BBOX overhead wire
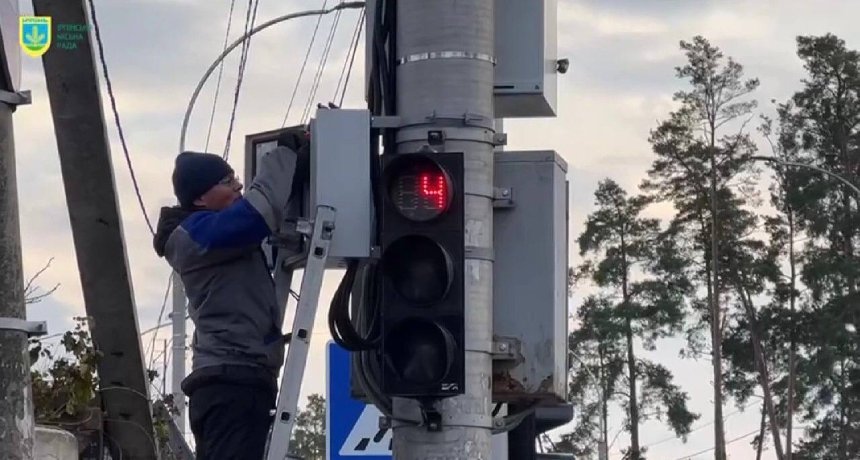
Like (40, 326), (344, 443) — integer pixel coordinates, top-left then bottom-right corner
(639, 400), (760, 451)
(281, 0), (330, 128)
(300, 0), (344, 123)
(334, 7), (365, 107)
(146, 274), (173, 372)
(86, 0), (154, 235)
(103, 418), (160, 455)
(204, 0), (238, 152)
(179, 2), (366, 154)
(222, 0), (261, 161)
(139, 315), (189, 337)
(672, 429), (760, 460)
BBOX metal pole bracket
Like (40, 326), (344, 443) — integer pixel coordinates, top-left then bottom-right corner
(371, 115), (403, 129)
(492, 337), (520, 361)
(493, 187), (514, 208)
(0, 317), (48, 337)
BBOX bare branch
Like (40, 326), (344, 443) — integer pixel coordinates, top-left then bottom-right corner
(24, 257), (60, 304)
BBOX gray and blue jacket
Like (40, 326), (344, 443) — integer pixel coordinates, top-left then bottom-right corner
(153, 146), (298, 393)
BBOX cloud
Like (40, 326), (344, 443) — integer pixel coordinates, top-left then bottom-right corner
(559, 2), (669, 38)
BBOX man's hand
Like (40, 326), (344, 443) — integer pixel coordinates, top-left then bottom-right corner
(277, 127), (311, 196)
(276, 127), (309, 152)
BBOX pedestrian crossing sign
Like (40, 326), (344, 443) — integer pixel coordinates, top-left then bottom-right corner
(327, 341), (392, 459)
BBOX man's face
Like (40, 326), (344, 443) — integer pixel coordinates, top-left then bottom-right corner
(193, 173), (243, 211)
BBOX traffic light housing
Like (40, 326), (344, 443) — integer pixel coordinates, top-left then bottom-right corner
(379, 152), (465, 398)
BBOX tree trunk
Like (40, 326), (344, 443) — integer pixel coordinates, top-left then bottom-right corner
(599, 347), (609, 460)
(620, 235), (640, 459)
(709, 147), (726, 460)
(757, 404), (767, 460)
(626, 319), (640, 459)
(786, 208), (797, 460)
(839, 359), (848, 460)
(733, 276), (785, 460)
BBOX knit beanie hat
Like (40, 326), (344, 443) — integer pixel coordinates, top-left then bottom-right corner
(171, 151), (233, 208)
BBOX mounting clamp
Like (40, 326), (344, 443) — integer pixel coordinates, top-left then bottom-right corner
(492, 337), (520, 361)
(0, 317), (48, 337)
(0, 90), (32, 106)
(493, 187), (514, 208)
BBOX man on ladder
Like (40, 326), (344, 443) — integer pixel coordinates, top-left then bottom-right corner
(153, 129), (310, 460)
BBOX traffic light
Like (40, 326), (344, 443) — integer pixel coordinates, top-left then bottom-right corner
(379, 152), (465, 398)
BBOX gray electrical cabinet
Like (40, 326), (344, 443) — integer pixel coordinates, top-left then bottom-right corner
(365, 0), (559, 118)
(309, 109), (374, 266)
(243, 109), (374, 268)
(494, 0), (559, 118)
(493, 150), (569, 403)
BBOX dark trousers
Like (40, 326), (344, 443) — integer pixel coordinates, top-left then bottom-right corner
(189, 382), (275, 460)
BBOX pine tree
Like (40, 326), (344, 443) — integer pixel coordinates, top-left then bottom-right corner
(641, 36), (760, 460)
(777, 34), (860, 460)
(290, 394), (327, 459)
(564, 179), (698, 459)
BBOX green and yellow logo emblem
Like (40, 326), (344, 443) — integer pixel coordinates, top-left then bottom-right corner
(20, 16), (52, 57)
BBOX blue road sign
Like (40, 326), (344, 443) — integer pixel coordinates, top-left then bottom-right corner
(327, 341), (392, 459)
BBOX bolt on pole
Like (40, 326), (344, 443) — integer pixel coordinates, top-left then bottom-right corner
(391, 1), (496, 458)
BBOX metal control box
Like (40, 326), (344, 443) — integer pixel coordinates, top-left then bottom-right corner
(365, 0), (559, 118)
(493, 150), (569, 402)
(244, 109), (373, 267)
(309, 109), (374, 265)
(494, 0), (559, 118)
(244, 127), (290, 269)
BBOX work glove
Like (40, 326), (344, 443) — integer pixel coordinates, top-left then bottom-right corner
(246, 144), (298, 231)
(277, 127), (311, 194)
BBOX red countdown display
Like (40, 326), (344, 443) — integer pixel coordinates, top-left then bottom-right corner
(388, 158), (453, 222)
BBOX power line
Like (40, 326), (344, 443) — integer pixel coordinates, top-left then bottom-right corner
(204, 0), (238, 152)
(332, 8), (359, 101)
(140, 315), (189, 337)
(222, 0), (261, 161)
(672, 429), (759, 460)
(86, 0), (154, 235)
(333, 7), (364, 105)
(179, 2), (366, 154)
(640, 401), (761, 451)
(281, 0), (329, 128)
(300, 0), (344, 124)
(306, 1), (343, 118)
(146, 274), (173, 371)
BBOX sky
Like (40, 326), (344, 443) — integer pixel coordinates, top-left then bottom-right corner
(6, 0), (860, 458)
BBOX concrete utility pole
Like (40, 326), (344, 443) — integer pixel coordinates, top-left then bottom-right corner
(34, 1), (158, 457)
(0, 84), (34, 460)
(392, 1), (496, 458)
(170, 272), (186, 433)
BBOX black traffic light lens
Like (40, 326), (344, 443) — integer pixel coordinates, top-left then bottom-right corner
(386, 319), (456, 385)
(387, 156), (453, 222)
(383, 235), (453, 305)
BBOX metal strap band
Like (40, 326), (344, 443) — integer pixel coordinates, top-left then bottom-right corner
(0, 89), (32, 106)
(465, 246), (494, 262)
(398, 51), (497, 66)
(0, 317), (48, 336)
